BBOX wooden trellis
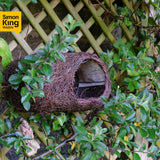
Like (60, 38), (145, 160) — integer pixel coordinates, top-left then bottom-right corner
(0, 0), (149, 159)
(7, 0), (135, 57)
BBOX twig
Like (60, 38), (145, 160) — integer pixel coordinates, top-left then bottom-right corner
(94, 0), (159, 32)
(55, 131), (78, 159)
(32, 149), (53, 160)
(32, 126), (78, 160)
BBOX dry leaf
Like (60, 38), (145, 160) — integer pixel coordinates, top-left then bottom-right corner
(18, 120), (40, 157)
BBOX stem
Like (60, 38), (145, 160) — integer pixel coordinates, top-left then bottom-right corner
(32, 127), (78, 160)
(94, 0), (159, 31)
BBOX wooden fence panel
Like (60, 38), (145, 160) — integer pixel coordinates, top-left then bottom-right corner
(0, 0), (137, 159)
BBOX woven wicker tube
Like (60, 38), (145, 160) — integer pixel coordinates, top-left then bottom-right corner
(5, 52), (111, 112)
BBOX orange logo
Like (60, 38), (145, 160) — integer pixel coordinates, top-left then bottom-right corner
(0, 11), (21, 34)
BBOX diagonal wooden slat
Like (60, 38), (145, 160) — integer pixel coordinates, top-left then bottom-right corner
(62, 0), (103, 54)
(11, 7), (33, 54)
(104, 0), (133, 41)
(11, 31), (33, 54)
(16, 1), (49, 43)
(82, 0), (117, 44)
(39, 0), (81, 52)
(39, 0), (66, 30)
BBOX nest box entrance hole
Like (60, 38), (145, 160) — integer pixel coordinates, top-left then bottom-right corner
(74, 59), (106, 98)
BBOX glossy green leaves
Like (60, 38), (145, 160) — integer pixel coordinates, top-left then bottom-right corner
(9, 14), (82, 111)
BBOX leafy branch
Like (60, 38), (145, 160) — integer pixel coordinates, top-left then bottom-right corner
(91, 0), (160, 32)
(8, 14), (83, 111)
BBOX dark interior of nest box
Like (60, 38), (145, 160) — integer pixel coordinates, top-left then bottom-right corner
(74, 59), (105, 98)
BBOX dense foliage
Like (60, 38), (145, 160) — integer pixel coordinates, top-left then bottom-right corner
(0, 0), (160, 160)
(8, 14), (82, 111)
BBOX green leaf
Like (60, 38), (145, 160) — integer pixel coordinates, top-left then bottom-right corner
(111, 112), (124, 124)
(0, 138), (10, 147)
(55, 25), (63, 37)
(29, 115), (41, 122)
(23, 136), (32, 140)
(57, 114), (67, 126)
(95, 141), (107, 150)
(22, 55), (39, 64)
(114, 150), (121, 158)
(15, 146), (21, 154)
(101, 96), (108, 103)
(18, 61), (27, 71)
(34, 76), (44, 89)
(68, 14), (73, 23)
(30, 81), (38, 89)
(31, 67), (36, 77)
(7, 137), (17, 145)
(96, 145), (104, 156)
(75, 135), (89, 143)
(52, 34), (59, 46)
(125, 150), (130, 156)
(140, 143), (146, 151)
(23, 145), (32, 152)
(125, 111), (136, 121)
(42, 119), (51, 135)
(128, 82), (135, 91)
(76, 116), (84, 126)
(23, 101), (31, 111)
(82, 150), (92, 160)
(22, 75), (32, 83)
(64, 37), (74, 43)
(139, 128), (148, 137)
(15, 131), (23, 138)
(32, 89), (44, 97)
(31, 0), (37, 3)
(124, 17), (132, 26)
(34, 76), (43, 83)
(148, 17), (156, 25)
(21, 92), (31, 103)
(142, 57), (154, 63)
(64, 128), (69, 137)
(122, 102), (132, 110)
(57, 52), (65, 61)
(118, 128), (126, 138)
(148, 129), (155, 139)
(90, 152), (98, 160)
(147, 153), (157, 159)
(14, 140), (20, 149)
(63, 22), (70, 30)
(72, 20), (83, 29)
(42, 64), (53, 76)
(0, 119), (4, 134)
(74, 126), (88, 136)
(90, 117), (97, 127)
(0, 38), (12, 71)
(37, 48), (47, 56)
(133, 153), (140, 160)
(20, 87), (28, 97)
(58, 42), (68, 52)
(140, 107), (147, 121)
(113, 54), (119, 63)
(4, 118), (11, 131)
(67, 46), (74, 52)
(9, 74), (22, 85)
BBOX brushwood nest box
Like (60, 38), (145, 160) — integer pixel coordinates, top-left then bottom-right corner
(5, 52), (111, 113)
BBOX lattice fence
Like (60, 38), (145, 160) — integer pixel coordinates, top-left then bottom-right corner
(0, 0), (139, 159)
(1, 0), (135, 58)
